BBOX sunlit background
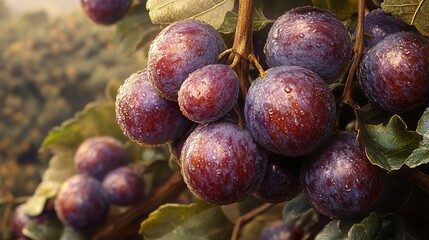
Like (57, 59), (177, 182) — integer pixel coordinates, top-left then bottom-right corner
(0, 0), (143, 198)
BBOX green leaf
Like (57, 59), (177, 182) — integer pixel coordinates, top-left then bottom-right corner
(218, 9), (274, 34)
(139, 202), (233, 240)
(282, 194), (312, 225)
(416, 107), (429, 135)
(22, 180), (63, 217)
(22, 219), (63, 240)
(312, 0), (358, 20)
(316, 213), (382, 240)
(357, 114), (422, 171)
(59, 227), (87, 240)
(382, 0), (429, 36)
(376, 215), (418, 240)
(146, 0), (235, 29)
(41, 102), (125, 151)
(113, 4), (160, 55)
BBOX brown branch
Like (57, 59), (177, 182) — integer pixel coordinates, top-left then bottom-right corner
(230, 203), (274, 240)
(399, 167), (429, 194)
(92, 172), (186, 240)
(341, 0), (365, 108)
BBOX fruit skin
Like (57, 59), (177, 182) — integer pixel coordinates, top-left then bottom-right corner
(244, 65), (336, 157)
(80, 0), (131, 25)
(264, 6), (352, 83)
(259, 220), (304, 240)
(74, 136), (128, 180)
(362, 9), (414, 49)
(115, 70), (192, 146)
(181, 122), (267, 205)
(101, 166), (144, 206)
(54, 174), (109, 229)
(358, 31), (429, 113)
(300, 133), (385, 219)
(254, 154), (301, 203)
(178, 64), (239, 123)
(11, 204), (32, 239)
(169, 124), (197, 164)
(147, 20), (226, 101)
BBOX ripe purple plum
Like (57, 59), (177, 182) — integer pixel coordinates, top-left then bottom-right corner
(181, 122), (267, 205)
(115, 70), (192, 146)
(264, 6), (352, 83)
(254, 154), (301, 203)
(259, 220), (304, 240)
(102, 166), (144, 206)
(362, 9), (414, 49)
(358, 31), (429, 113)
(74, 136), (127, 180)
(147, 20), (226, 101)
(178, 64), (239, 123)
(244, 65), (336, 157)
(54, 174), (109, 229)
(169, 124), (197, 164)
(300, 133), (385, 219)
(80, 0), (131, 25)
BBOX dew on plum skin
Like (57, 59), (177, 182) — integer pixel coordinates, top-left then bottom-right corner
(102, 166), (144, 206)
(80, 0), (131, 25)
(54, 174), (109, 229)
(358, 31), (429, 113)
(264, 6), (352, 83)
(181, 122), (267, 205)
(74, 136), (128, 180)
(147, 20), (226, 101)
(244, 65), (336, 157)
(178, 64), (239, 123)
(115, 70), (192, 146)
(300, 133), (385, 219)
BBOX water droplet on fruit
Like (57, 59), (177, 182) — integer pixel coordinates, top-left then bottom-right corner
(284, 87), (292, 93)
(299, 16), (305, 20)
(344, 184), (351, 192)
(268, 109), (274, 115)
(299, 33), (305, 38)
(216, 169), (221, 175)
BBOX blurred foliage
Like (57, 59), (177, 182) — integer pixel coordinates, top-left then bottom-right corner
(0, 9), (142, 197)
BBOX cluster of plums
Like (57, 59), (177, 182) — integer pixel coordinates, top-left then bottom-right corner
(54, 136), (145, 230)
(79, 0), (429, 226)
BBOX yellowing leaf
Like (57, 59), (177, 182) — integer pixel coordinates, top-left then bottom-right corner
(382, 0), (429, 36)
(312, 0), (358, 20)
(146, 0), (235, 29)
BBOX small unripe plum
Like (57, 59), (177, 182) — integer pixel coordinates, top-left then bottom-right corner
(102, 166), (144, 206)
(181, 122), (267, 205)
(74, 136), (128, 180)
(358, 31), (429, 113)
(244, 65), (336, 157)
(260, 220), (304, 240)
(301, 133), (385, 219)
(115, 70), (192, 146)
(147, 20), (226, 101)
(54, 174), (109, 229)
(80, 0), (131, 25)
(178, 64), (239, 123)
(264, 6), (352, 83)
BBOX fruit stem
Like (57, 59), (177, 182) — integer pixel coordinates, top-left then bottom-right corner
(341, 0), (365, 108)
(232, 0), (255, 103)
(230, 203), (274, 240)
(92, 172), (186, 240)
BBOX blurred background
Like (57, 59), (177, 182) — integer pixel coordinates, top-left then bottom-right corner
(0, 0), (143, 198)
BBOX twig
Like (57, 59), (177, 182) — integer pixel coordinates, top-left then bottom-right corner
(231, 203), (274, 240)
(92, 172), (186, 240)
(341, 0), (365, 108)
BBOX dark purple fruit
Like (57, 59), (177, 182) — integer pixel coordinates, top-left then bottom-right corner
(102, 166), (144, 206)
(11, 204), (32, 239)
(358, 31), (429, 113)
(54, 174), (109, 229)
(259, 220), (304, 240)
(115, 70), (192, 146)
(362, 9), (414, 48)
(181, 122), (267, 205)
(147, 20), (226, 101)
(301, 133), (385, 219)
(244, 65), (336, 157)
(169, 124), (197, 164)
(80, 0), (131, 25)
(264, 6), (352, 83)
(178, 64), (239, 123)
(74, 136), (128, 180)
(254, 154), (301, 203)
